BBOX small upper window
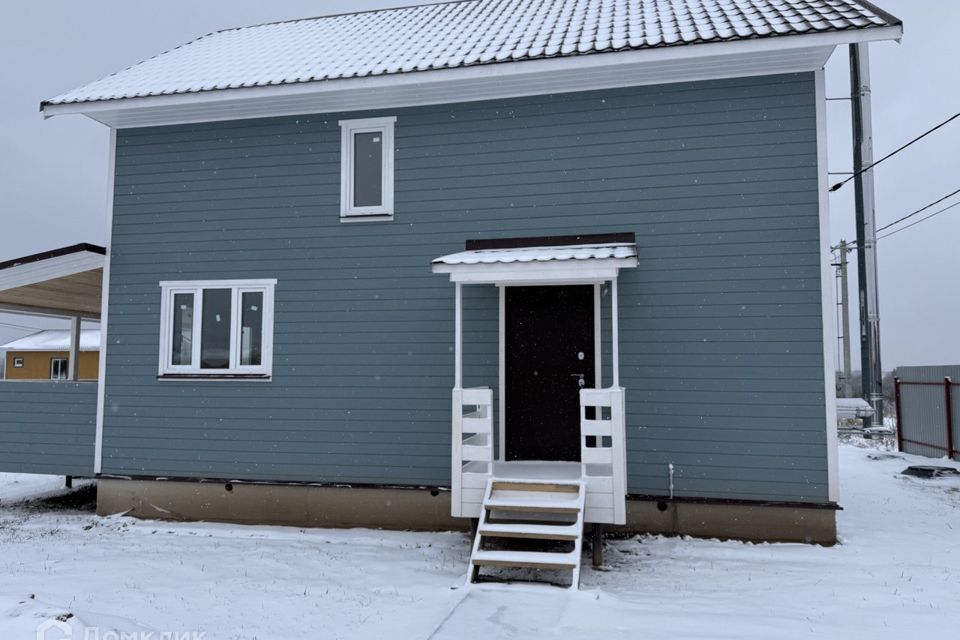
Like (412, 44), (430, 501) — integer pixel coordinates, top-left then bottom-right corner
(12, 357), (23, 368)
(50, 358), (68, 380)
(339, 116), (395, 219)
(158, 279), (276, 378)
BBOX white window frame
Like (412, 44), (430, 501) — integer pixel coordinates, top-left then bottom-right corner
(339, 116), (396, 219)
(50, 357), (68, 380)
(12, 357), (23, 368)
(158, 279), (277, 378)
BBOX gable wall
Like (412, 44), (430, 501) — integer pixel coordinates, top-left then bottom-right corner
(104, 72), (830, 503)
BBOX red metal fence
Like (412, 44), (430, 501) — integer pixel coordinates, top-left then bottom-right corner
(894, 376), (958, 461)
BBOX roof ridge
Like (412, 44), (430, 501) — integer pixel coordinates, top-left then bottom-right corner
(214, 0), (481, 35)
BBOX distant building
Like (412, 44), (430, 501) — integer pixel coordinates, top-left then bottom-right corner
(1, 329), (100, 380)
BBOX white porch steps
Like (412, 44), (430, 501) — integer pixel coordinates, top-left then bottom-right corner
(468, 478), (586, 588)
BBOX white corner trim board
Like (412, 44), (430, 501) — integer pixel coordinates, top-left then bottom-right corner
(94, 129), (117, 474)
(41, 26), (901, 128)
(815, 68), (840, 504)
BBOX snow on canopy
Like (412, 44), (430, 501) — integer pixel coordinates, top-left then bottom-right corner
(434, 243), (638, 265)
(43, 0), (897, 106)
(0, 329), (100, 352)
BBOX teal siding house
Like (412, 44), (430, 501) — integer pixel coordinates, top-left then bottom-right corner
(4, 0), (903, 582)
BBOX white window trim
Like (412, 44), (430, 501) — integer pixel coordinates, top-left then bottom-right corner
(339, 116), (396, 219)
(12, 357), (23, 368)
(50, 357), (68, 380)
(158, 279), (276, 378)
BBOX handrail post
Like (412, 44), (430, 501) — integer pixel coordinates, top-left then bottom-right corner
(611, 277), (620, 388)
(451, 388), (463, 517)
(945, 377), (955, 461)
(454, 282), (462, 390)
(894, 376), (903, 452)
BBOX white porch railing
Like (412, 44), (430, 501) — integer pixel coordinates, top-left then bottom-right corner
(579, 387), (627, 525)
(451, 387), (494, 518)
(450, 385), (626, 523)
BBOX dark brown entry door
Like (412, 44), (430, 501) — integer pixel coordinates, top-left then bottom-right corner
(505, 285), (595, 461)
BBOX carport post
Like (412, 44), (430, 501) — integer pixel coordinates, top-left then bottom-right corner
(67, 315), (81, 381)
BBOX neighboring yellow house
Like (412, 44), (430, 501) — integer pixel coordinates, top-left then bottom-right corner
(2, 329), (99, 380)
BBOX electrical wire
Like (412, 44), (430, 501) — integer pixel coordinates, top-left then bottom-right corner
(877, 200), (960, 241)
(829, 110), (960, 192)
(875, 187), (960, 233)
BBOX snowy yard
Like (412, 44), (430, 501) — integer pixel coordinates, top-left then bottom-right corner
(1, 444), (958, 640)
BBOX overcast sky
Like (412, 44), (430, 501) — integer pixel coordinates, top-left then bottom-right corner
(1, 1), (957, 370)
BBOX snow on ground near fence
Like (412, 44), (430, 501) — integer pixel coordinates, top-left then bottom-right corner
(1, 445), (958, 640)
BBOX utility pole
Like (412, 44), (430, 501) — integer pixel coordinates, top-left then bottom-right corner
(849, 43), (884, 426)
(836, 240), (852, 398)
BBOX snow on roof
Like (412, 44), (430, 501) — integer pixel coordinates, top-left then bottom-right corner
(43, 0), (898, 107)
(433, 242), (638, 265)
(0, 329), (100, 352)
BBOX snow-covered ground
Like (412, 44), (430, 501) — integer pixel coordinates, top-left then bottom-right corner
(1, 445), (958, 640)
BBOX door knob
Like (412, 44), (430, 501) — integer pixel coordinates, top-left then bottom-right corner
(571, 373), (585, 388)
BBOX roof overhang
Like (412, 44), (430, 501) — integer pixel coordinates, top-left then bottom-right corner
(42, 25), (902, 128)
(0, 244), (105, 318)
(433, 241), (638, 285)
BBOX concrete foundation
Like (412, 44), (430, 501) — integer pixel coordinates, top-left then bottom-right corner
(97, 480), (836, 544)
(620, 499), (837, 545)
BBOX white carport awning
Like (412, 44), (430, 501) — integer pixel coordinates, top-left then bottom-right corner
(0, 243), (105, 318)
(432, 241), (638, 284)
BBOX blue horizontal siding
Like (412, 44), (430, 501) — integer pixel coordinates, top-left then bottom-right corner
(103, 72), (829, 502)
(0, 382), (97, 476)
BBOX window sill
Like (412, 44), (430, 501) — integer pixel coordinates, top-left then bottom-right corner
(340, 213), (394, 223)
(157, 373), (272, 381)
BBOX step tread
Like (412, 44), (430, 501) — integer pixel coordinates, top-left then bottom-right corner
(483, 496), (582, 513)
(491, 480), (583, 493)
(478, 522), (581, 540)
(472, 549), (578, 570)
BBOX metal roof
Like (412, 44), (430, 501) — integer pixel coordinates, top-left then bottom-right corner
(43, 0), (899, 107)
(0, 329), (101, 352)
(433, 242), (638, 265)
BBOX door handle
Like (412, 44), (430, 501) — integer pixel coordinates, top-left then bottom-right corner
(571, 373), (585, 388)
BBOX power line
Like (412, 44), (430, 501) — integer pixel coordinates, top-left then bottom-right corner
(875, 187), (960, 233)
(877, 200), (960, 241)
(829, 110), (960, 192)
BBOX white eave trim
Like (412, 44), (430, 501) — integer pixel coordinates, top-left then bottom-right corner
(433, 256), (639, 285)
(0, 251), (105, 293)
(42, 25), (902, 128)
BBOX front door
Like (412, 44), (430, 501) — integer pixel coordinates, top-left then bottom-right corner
(505, 285), (595, 461)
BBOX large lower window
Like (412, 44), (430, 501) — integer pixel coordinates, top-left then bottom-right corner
(339, 116), (395, 219)
(158, 279), (276, 378)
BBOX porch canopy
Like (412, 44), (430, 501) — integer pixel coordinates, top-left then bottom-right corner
(0, 243), (105, 380)
(432, 234), (638, 286)
(432, 233), (638, 389)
